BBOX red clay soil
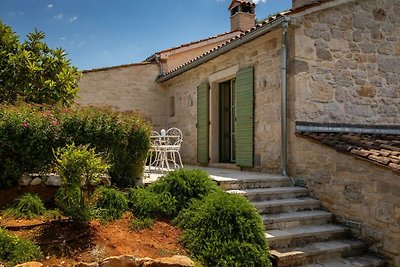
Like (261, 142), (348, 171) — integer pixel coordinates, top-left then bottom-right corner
(1, 213), (187, 267)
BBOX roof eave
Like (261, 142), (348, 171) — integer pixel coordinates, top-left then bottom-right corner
(156, 16), (289, 83)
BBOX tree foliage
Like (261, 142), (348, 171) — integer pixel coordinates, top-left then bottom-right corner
(0, 20), (81, 106)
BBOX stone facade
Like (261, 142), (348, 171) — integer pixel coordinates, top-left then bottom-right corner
(76, 0), (400, 263)
(77, 63), (167, 129)
(162, 29), (283, 172)
(287, 0), (400, 265)
(288, 129), (400, 266)
(290, 0), (400, 125)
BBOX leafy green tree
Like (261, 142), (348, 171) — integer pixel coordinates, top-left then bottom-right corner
(0, 20), (81, 106)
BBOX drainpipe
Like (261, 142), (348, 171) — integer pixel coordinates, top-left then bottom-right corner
(154, 54), (164, 76)
(281, 17), (290, 177)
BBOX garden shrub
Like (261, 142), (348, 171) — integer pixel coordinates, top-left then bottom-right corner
(174, 192), (271, 267)
(54, 143), (109, 222)
(148, 169), (221, 213)
(58, 107), (151, 186)
(130, 217), (154, 231)
(0, 105), (62, 188)
(128, 169), (219, 219)
(55, 185), (92, 222)
(7, 193), (45, 219)
(0, 104), (151, 188)
(93, 186), (128, 221)
(0, 228), (42, 266)
(128, 187), (177, 219)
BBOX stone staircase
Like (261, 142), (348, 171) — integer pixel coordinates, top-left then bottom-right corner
(215, 173), (385, 267)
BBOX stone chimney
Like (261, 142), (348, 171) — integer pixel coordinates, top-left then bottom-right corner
(292, 0), (319, 9)
(229, 0), (256, 32)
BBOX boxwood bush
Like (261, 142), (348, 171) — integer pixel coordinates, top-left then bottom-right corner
(0, 104), (151, 188)
(174, 192), (271, 267)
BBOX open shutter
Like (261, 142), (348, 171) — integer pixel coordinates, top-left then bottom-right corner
(235, 67), (254, 167)
(197, 83), (210, 164)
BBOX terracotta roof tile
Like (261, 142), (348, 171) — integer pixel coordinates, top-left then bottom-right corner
(144, 31), (242, 62)
(158, 10), (291, 78)
(297, 132), (400, 174)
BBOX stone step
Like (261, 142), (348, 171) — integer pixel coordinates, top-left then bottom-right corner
(214, 175), (291, 190)
(303, 255), (386, 267)
(263, 210), (334, 230)
(271, 239), (367, 267)
(227, 186), (309, 201)
(266, 224), (350, 249)
(254, 197), (321, 214)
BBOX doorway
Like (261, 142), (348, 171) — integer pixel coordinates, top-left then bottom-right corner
(219, 79), (236, 163)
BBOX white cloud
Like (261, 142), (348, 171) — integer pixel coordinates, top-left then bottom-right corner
(47, 4), (53, 9)
(60, 37), (66, 41)
(78, 41), (86, 46)
(253, 0), (267, 3)
(69, 16), (78, 22)
(54, 13), (63, 19)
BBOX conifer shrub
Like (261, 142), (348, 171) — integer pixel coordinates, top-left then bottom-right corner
(93, 186), (128, 221)
(174, 192), (271, 267)
(7, 193), (45, 219)
(128, 187), (177, 219)
(128, 169), (220, 219)
(0, 228), (42, 266)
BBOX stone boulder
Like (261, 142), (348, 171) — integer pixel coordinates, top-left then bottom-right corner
(14, 262), (43, 267)
(29, 178), (43, 186)
(19, 174), (33, 186)
(142, 256), (194, 267)
(99, 255), (140, 267)
(45, 173), (62, 187)
(75, 262), (100, 267)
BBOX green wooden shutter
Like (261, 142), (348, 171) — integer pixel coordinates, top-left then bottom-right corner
(235, 67), (254, 167)
(197, 83), (210, 164)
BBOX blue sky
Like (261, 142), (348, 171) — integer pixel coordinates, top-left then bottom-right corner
(0, 0), (292, 70)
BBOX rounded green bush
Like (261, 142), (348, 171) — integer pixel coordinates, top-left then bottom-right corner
(148, 169), (221, 213)
(0, 228), (42, 266)
(174, 192), (271, 267)
(9, 193), (46, 219)
(128, 187), (177, 219)
(94, 186), (128, 221)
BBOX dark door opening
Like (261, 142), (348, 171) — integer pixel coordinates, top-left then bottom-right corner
(219, 79), (236, 163)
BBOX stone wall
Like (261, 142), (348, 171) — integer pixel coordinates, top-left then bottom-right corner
(288, 124), (400, 266)
(291, 0), (400, 125)
(77, 63), (168, 129)
(288, 0), (400, 265)
(162, 29), (283, 171)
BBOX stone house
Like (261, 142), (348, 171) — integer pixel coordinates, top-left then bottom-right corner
(78, 0), (400, 265)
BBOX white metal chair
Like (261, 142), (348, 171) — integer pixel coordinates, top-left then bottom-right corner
(147, 130), (162, 171)
(165, 127), (183, 169)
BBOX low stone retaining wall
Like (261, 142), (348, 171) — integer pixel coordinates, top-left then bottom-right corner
(19, 173), (111, 187)
(15, 255), (194, 267)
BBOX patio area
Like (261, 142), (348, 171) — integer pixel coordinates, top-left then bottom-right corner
(141, 165), (287, 186)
